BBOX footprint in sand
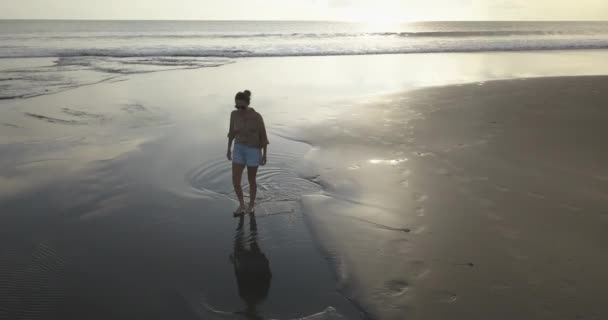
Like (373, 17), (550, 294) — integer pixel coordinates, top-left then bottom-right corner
(408, 260), (431, 280)
(454, 262), (475, 268)
(384, 280), (410, 297)
(491, 184), (510, 192)
(415, 207), (425, 217)
(413, 151), (434, 157)
(413, 225), (428, 234)
(557, 203), (583, 212)
(435, 291), (458, 303)
(388, 238), (413, 255)
(413, 193), (428, 202)
(526, 192), (546, 200)
(415, 268), (431, 280)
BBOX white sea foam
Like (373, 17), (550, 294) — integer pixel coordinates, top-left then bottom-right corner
(0, 56), (233, 100)
(2, 38), (608, 59)
(1, 21), (608, 59)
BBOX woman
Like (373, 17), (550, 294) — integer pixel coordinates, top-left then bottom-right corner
(227, 90), (269, 215)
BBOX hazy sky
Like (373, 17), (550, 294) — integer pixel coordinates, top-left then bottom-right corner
(1, 0), (607, 21)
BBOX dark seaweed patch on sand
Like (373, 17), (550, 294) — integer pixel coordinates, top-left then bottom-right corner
(0, 95), (23, 100)
(120, 102), (173, 128)
(1, 123), (22, 128)
(121, 103), (147, 113)
(24, 108), (108, 125)
(61, 108), (105, 119)
(24, 113), (84, 125)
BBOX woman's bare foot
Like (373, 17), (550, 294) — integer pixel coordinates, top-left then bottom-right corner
(233, 204), (246, 216)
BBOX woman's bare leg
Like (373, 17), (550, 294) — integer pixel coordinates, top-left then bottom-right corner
(247, 166), (258, 209)
(232, 163), (246, 207)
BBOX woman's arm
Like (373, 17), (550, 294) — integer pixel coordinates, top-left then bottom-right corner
(259, 114), (269, 165)
(227, 112), (235, 160)
(261, 144), (268, 165)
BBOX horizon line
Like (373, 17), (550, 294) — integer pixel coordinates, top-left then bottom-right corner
(1, 18), (607, 23)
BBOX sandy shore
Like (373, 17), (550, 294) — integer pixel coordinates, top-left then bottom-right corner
(299, 76), (608, 320)
(1, 53), (608, 319)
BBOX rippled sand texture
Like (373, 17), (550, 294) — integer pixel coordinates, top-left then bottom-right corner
(298, 76), (608, 320)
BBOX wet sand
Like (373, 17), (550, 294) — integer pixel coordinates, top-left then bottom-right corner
(299, 76), (608, 320)
(1, 53), (608, 319)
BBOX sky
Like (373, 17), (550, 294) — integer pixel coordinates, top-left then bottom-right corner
(1, 0), (607, 21)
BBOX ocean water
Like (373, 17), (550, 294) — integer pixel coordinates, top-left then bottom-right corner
(3, 20), (608, 58)
(1, 20), (608, 99)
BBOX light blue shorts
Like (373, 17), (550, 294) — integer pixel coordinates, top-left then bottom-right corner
(233, 143), (262, 167)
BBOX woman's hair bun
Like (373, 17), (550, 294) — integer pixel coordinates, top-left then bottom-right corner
(235, 90), (252, 104)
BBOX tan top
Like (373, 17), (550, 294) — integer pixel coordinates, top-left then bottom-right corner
(228, 108), (270, 148)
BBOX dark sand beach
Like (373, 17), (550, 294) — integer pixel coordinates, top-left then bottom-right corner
(1, 53), (608, 319)
(300, 76), (608, 320)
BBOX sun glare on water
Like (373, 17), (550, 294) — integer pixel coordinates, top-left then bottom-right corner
(369, 158), (408, 165)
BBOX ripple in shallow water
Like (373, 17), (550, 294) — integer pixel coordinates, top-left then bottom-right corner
(186, 152), (322, 204)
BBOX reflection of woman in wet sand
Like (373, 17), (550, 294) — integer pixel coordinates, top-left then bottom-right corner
(230, 213), (272, 319)
(227, 90), (270, 216)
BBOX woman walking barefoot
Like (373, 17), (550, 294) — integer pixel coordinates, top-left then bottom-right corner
(227, 90), (269, 215)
